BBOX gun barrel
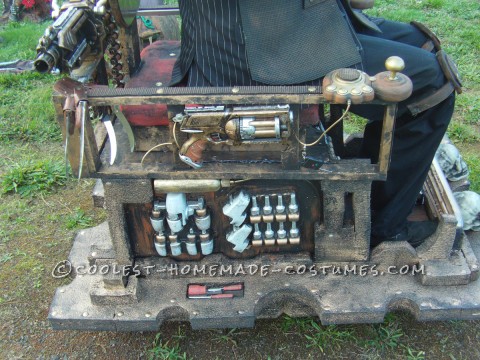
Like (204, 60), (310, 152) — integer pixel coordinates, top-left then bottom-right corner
(34, 45), (61, 73)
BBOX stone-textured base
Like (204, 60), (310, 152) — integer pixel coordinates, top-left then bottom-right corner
(49, 224), (480, 331)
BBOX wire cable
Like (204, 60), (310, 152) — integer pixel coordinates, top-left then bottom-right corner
(141, 142), (173, 165)
(172, 122), (180, 149)
(296, 100), (352, 147)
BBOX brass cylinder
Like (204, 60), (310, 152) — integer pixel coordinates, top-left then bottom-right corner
(248, 120), (276, 128)
(153, 179), (221, 195)
(253, 129), (277, 137)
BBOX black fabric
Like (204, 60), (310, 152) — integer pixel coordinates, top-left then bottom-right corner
(171, 1), (455, 239)
(352, 20), (454, 238)
(238, 0), (362, 84)
(171, 0), (253, 87)
(339, 0), (382, 33)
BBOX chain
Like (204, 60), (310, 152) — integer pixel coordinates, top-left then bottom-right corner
(103, 6), (125, 88)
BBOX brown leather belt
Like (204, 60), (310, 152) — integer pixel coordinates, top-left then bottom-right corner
(407, 49), (462, 115)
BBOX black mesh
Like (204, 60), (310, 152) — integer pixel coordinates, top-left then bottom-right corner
(238, 0), (362, 85)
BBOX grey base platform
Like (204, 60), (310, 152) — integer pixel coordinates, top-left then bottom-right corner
(49, 222), (480, 331)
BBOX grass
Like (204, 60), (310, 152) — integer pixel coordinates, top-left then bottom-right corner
(0, 21), (50, 61)
(64, 208), (94, 229)
(304, 322), (355, 353)
(0, 21), (59, 143)
(1, 158), (67, 197)
(148, 333), (188, 360)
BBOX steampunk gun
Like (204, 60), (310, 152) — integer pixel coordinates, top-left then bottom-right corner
(174, 105), (293, 169)
(34, 3), (106, 74)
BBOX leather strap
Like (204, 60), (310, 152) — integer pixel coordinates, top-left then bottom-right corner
(421, 40), (435, 52)
(407, 82), (454, 116)
(411, 21), (442, 51)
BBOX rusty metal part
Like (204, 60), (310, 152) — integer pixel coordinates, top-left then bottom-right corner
(109, 0), (140, 27)
(103, 6), (125, 87)
(35, 4), (106, 74)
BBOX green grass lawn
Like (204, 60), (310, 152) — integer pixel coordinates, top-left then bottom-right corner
(0, 1), (479, 359)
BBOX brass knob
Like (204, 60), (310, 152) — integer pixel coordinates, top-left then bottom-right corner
(385, 56), (405, 81)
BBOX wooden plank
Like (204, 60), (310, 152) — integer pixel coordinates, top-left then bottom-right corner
(377, 104), (397, 175)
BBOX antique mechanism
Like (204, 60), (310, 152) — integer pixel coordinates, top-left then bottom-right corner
(39, 0), (480, 331)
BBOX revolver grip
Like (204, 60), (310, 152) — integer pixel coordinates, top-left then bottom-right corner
(180, 136), (208, 169)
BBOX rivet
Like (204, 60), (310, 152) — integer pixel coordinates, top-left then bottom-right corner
(395, 291), (402, 295)
(156, 82), (163, 87)
(307, 86), (316, 92)
(238, 310), (245, 315)
(420, 302), (428, 308)
(51, 311), (57, 317)
(156, 89), (164, 94)
(285, 283), (290, 287)
(324, 306), (330, 311)
(145, 312), (151, 318)
(374, 304), (381, 309)
(117, 312), (124, 317)
(311, 289), (318, 293)
(59, 289), (65, 293)
(362, 85), (373, 93)
(170, 299), (176, 303)
(257, 292), (263, 296)
(192, 311), (199, 316)
(231, 87), (240, 93)
(91, 252), (97, 257)
(169, 53), (176, 57)
(82, 312), (89, 317)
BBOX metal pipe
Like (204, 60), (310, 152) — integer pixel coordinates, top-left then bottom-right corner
(154, 179), (221, 194)
(130, 8), (180, 16)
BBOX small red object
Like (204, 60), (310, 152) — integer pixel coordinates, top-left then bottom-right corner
(222, 284), (243, 291)
(210, 294), (234, 299)
(187, 285), (207, 296)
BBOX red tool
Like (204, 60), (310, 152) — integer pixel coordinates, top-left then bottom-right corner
(187, 283), (243, 298)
